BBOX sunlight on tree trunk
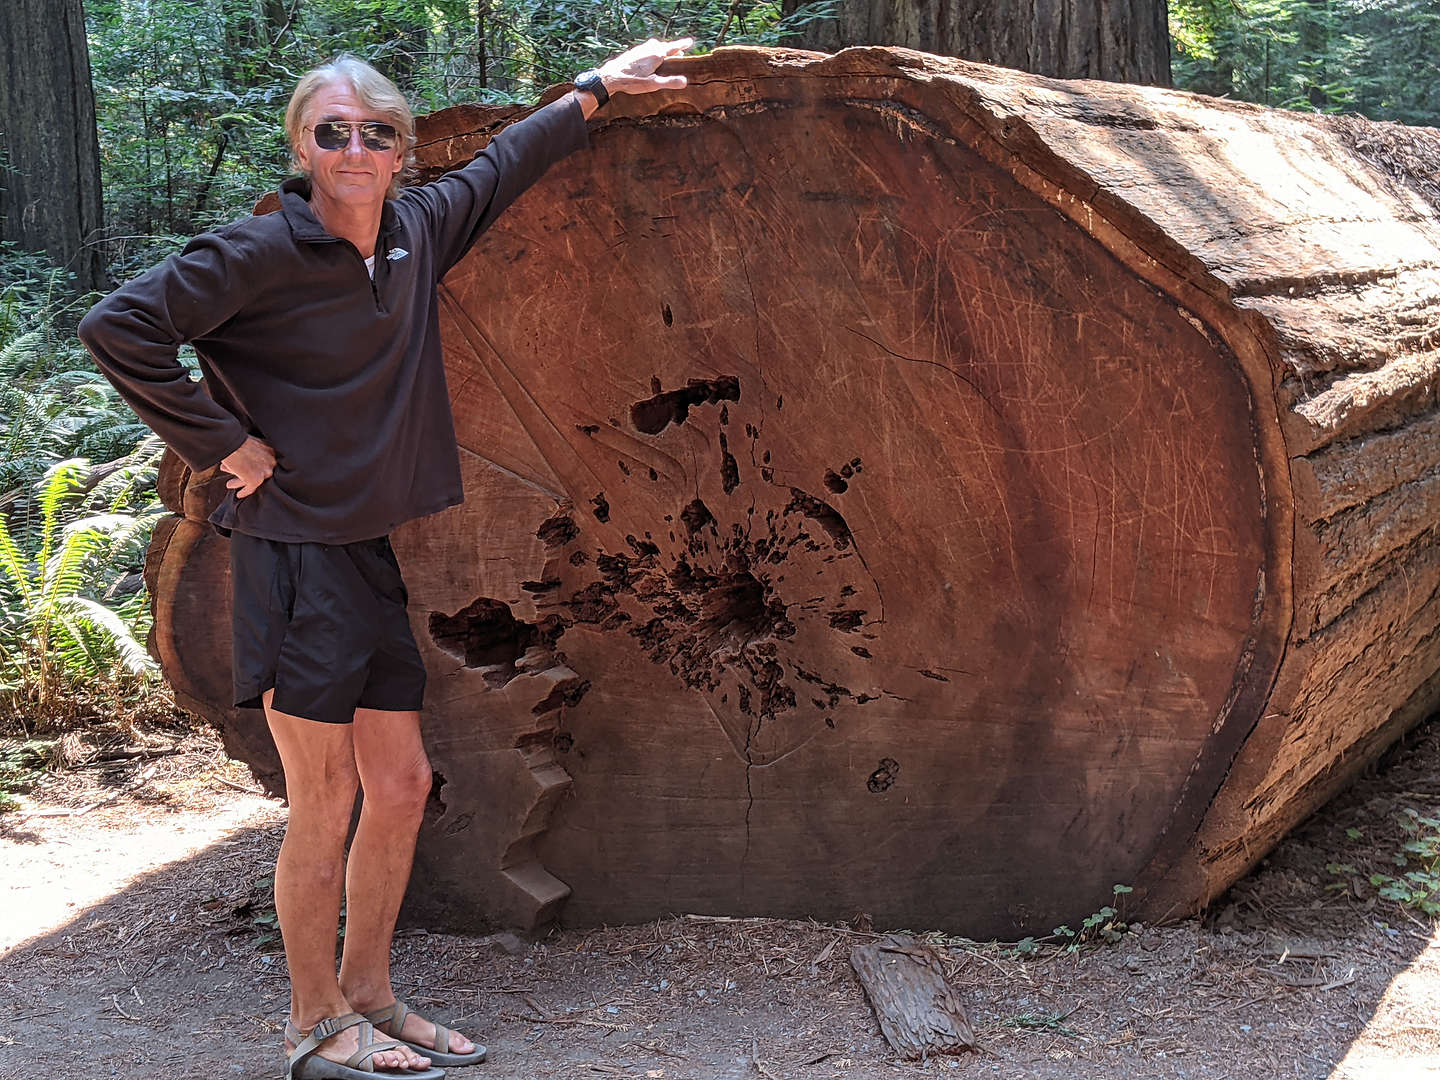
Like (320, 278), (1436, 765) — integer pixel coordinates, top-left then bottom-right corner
(782, 0), (1172, 85)
(0, 0), (107, 290)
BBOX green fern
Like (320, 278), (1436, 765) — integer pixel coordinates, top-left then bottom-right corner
(0, 458), (163, 730)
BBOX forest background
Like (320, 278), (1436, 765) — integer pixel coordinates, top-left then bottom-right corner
(0, 0), (1439, 751)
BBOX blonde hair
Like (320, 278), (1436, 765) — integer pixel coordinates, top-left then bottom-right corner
(285, 54), (416, 199)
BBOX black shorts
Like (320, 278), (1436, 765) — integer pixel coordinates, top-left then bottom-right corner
(230, 532), (427, 724)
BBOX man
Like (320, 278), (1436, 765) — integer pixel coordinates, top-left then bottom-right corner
(80, 38), (692, 1079)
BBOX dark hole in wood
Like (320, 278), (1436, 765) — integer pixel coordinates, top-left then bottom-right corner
(535, 513), (578, 547)
(867, 757), (900, 792)
(719, 433), (740, 494)
(786, 488), (853, 549)
(629, 375), (741, 435)
(424, 771), (446, 822)
(428, 598), (565, 688)
(681, 498), (715, 534)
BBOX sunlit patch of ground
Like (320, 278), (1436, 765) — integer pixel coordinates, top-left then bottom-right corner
(1, 791), (282, 953)
(1332, 923), (1440, 1079)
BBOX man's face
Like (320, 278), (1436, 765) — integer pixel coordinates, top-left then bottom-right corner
(295, 80), (405, 208)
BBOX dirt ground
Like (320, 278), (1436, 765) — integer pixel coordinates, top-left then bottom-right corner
(2, 721), (1439, 1080)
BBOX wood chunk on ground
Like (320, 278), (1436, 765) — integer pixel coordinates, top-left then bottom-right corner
(849, 935), (976, 1059)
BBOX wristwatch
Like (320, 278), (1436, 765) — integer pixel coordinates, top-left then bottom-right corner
(574, 69), (609, 108)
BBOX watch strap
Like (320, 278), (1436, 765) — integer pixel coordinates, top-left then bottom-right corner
(575, 69), (609, 108)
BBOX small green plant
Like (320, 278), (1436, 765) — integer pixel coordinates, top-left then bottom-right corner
(1010, 936), (1040, 956)
(1009, 885), (1134, 956)
(0, 739), (52, 812)
(1050, 884), (1133, 953)
(1368, 810), (1440, 916)
(247, 873), (347, 952)
(249, 874), (283, 950)
(1326, 809), (1440, 916)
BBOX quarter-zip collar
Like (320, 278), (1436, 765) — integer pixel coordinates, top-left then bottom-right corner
(278, 177), (402, 246)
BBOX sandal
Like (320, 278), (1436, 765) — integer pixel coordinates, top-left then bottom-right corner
(365, 1000), (488, 1067)
(285, 1012), (447, 1079)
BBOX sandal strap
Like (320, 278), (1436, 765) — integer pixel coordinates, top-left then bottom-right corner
(431, 1022), (452, 1054)
(366, 999), (411, 1037)
(287, 1012), (370, 1072)
(366, 999), (459, 1054)
(345, 1025), (406, 1070)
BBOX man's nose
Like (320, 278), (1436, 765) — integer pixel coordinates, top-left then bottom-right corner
(343, 126), (367, 153)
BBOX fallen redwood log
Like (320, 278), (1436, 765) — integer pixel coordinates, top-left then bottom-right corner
(146, 46), (1440, 938)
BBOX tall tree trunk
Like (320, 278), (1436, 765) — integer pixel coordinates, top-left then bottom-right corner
(0, 0), (107, 290)
(781, 0), (1172, 86)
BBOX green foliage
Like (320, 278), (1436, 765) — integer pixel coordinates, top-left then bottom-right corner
(84, 0), (834, 271)
(1326, 807), (1440, 917)
(1364, 810), (1438, 915)
(245, 872), (345, 949)
(1, 256), (153, 494)
(1010, 884), (1133, 956)
(69, 0), (1440, 277)
(0, 739), (52, 812)
(0, 457), (164, 733)
(1170, 0), (1440, 124)
(0, 250), (170, 734)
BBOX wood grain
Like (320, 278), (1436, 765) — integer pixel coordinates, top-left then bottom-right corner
(146, 47), (1440, 937)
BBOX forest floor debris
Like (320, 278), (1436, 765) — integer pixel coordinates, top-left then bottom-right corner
(2, 722), (1439, 1079)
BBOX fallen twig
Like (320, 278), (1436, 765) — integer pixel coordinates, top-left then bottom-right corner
(73, 746), (184, 768)
(623, 1040), (687, 1060)
(751, 1036), (783, 1079)
(1320, 968), (1357, 991)
(109, 994), (142, 1022)
(213, 775), (264, 795)
(499, 1012), (628, 1031)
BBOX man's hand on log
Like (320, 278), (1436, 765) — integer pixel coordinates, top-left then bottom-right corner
(575, 38), (692, 118)
(220, 436), (276, 498)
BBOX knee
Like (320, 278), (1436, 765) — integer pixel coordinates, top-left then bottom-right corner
(360, 752), (431, 818)
(285, 765), (360, 844)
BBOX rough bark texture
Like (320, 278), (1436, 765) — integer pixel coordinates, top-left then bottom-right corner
(780, 0), (1171, 85)
(146, 47), (1440, 938)
(0, 0), (107, 290)
(849, 937), (976, 1058)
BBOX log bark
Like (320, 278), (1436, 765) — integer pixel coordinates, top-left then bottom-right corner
(849, 936), (976, 1059)
(145, 47), (1440, 938)
(780, 0), (1171, 85)
(0, 0), (107, 290)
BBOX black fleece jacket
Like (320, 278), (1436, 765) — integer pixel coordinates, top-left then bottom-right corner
(79, 94), (589, 544)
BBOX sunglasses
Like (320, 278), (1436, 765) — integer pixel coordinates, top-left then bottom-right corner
(306, 121), (399, 152)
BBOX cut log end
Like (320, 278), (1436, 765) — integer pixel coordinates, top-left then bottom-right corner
(148, 46), (1440, 938)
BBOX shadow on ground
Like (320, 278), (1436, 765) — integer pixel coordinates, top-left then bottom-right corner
(2, 721), (1439, 1080)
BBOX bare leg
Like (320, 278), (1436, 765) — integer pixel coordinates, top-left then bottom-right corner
(265, 693), (427, 1072)
(338, 706), (478, 1057)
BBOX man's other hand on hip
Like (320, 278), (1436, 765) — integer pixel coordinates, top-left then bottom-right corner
(222, 436), (277, 498)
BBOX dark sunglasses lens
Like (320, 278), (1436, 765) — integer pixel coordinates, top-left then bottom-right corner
(312, 122), (398, 151)
(313, 122), (351, 150)
(359, 123), (398, 150)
